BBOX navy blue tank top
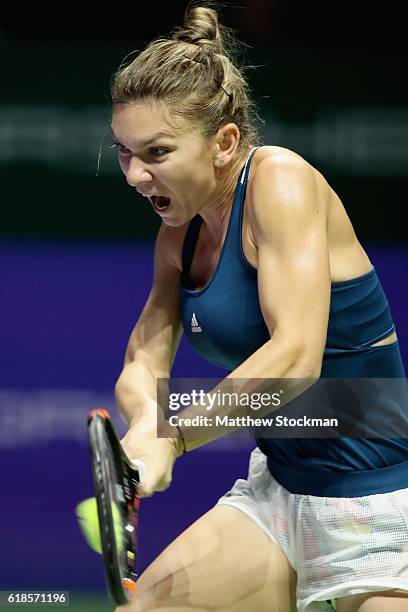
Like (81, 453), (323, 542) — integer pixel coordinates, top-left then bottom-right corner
(180, 147), (408, 496)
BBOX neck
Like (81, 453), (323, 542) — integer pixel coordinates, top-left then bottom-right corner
(200, 147), (252, 241)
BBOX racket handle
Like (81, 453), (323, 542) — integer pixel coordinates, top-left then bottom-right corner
(129, 458), (146, 488)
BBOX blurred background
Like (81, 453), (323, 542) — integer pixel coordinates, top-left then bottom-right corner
(1, 2), (407, 610)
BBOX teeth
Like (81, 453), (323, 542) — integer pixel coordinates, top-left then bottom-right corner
(153, 196), (170, 210)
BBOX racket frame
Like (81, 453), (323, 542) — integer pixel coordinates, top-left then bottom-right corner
(88, 408), (140, 605)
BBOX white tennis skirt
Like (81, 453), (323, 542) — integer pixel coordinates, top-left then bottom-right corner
(217, 447), (408, 612)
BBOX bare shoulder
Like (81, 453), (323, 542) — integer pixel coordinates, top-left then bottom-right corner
(248, 146), (330, 215)
(154, 221), (190, 273)
(252, 144), (306, 165)
(246, 146), (330, 241)
(250, 145), (329, 188)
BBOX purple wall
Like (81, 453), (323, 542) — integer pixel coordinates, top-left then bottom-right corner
(0, 240), (407, 591)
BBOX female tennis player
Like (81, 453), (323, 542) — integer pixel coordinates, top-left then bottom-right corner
(111, 2), (408, 610)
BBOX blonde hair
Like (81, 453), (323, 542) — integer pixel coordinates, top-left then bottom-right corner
(110, 1), (261, 156)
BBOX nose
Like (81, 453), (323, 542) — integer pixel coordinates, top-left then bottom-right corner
(124, 156), (153, 189)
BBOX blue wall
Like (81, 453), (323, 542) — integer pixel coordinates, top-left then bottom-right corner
(0, 241), (407, 590)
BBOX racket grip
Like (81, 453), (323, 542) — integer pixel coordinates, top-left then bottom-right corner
(129, 458), (146, 488)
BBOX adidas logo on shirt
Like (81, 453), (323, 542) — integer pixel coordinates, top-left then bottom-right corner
(191, 312), (202, 333)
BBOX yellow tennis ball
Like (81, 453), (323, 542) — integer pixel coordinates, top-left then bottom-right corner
(76, 497), (123, 554)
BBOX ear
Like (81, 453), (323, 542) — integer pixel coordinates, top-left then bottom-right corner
(213, 123), (240, 166)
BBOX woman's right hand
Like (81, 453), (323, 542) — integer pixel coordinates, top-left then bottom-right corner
(120, 418), (183, 498)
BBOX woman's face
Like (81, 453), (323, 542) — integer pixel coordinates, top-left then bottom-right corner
(111, 100), (219, 227)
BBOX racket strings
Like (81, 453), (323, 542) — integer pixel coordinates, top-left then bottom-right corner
(123, 464), (140, 579)
(105, 434), (128, 563)
(106, 433), (138, 581)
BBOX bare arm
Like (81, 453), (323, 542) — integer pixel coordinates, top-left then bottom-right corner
(242, 152), (330, 377)
(116, 221), (184, 426)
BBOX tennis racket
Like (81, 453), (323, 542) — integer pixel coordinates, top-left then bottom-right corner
(87, 408), (143, 605)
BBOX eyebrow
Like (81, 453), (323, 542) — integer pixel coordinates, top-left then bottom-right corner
(110, 129), (176, 147)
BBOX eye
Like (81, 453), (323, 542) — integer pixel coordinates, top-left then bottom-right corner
(110, 142), (131, 155)
(109, 142), (168, 159)
(149, 147), (168, 158)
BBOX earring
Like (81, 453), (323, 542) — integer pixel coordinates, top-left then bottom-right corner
(216, 158), (225, 167)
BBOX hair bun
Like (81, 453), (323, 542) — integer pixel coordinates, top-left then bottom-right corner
(173, 3), (224, 54)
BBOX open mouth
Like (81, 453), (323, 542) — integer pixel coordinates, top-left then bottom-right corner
(151, 196), (171, 213)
